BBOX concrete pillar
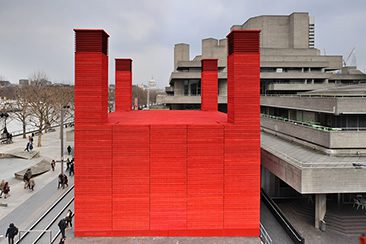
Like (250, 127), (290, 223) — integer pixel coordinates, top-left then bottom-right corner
(174, 43), (189, 71)
(261, 167), (278, 197)
(315, 194), (326, 229)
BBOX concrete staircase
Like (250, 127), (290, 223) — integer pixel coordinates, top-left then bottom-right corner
(324, 212), (366, 236)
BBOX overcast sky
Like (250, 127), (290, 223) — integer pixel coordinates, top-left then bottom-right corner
(0, 0), (365, 87)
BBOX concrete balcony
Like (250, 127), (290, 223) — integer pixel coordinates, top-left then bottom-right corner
(261, 95), (366, 114)
(267, 83), (334, 91)
(165, 86), (174, 93)
(261, 72), (330, 80)
(261, 115), (366, 149)
(156, 95), (227, 104)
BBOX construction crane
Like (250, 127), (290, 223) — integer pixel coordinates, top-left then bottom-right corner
(343, 47), (355, 66)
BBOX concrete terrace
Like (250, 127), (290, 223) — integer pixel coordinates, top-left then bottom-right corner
(261, 131), (366, 194)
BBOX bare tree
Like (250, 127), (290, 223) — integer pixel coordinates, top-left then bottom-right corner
(25, 72), (61, 147)
(9, 86), (31, 138)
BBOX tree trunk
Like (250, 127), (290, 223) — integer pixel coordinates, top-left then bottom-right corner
(22, 122), (26, 139)
(37, 129), (42, 147)
(37, 120), (43, 147)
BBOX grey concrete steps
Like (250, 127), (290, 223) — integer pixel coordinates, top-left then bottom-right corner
(324, 213), (366, 235)
(288, 201), (314, 218)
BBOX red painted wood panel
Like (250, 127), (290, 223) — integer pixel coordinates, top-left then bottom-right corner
(201, 59), (218, 111)
(115, 59), (132, 112)
(74, 29), (260, 237)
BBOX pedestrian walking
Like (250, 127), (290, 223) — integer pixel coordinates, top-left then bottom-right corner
(3, 182), (10, 199)
(0, 179), (5, 197)
(66, 158), (70, 172)
(51, 160), (56, 171)
(23, 169), (32, 189)
(58, 218), (67, 239)
(65, 209), (73, 227)
(67, 145), (72, 155)
(69, 163), (74, 176)
(24, 142), (30, 152)
(63, 175), (68, 188)
(58, 174), (64, 189)
(5, 223), (18, 244)
(29, 179), (35, 191)
(29, 142), (33, 152)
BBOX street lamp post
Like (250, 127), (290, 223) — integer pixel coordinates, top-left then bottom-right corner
(60, 105), (70, 175)
(147, 78), (156, 109)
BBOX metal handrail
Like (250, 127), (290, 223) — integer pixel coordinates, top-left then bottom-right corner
(261, 189), (305, 244)
(261, 114), (366, 132)
(260, 223), (272, 244)
(50, 212), (75, 244)
(18, 230), (52, 244)
(32, 197), (74, 244)
(15, 185), (74, 244)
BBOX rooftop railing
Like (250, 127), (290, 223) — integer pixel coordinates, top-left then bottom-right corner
(261, 114), (366, 132)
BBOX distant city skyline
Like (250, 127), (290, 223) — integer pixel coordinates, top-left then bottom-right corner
(0, 0), (365, 88)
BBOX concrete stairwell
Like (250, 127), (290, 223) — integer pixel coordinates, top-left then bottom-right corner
(324, 212), (366, 236)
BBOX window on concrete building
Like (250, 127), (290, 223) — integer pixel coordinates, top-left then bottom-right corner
(184, 80), (189, 95)
(184, 80), (201, 96)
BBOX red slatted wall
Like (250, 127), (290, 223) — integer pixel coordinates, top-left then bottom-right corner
(150, 125), (187, 230)
(115, 59), (132, 112)
(74, 29), (112, 236)
(187, 125), (224, 230)
(74, 29), (260, 237)
(201, 59), (218, 111)
(225, 30), (261, 235)
(112, 125), (150, 230)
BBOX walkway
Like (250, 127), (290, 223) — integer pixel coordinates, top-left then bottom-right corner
(0, 127), (74, 240)
(260, 200), (293, 244)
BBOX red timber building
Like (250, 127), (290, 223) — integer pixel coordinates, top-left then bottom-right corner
(74, 29), (261, 237)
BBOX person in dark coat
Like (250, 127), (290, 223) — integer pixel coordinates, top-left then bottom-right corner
(58, 174), (64, 189)
(65, 209), (73, 227)
(66, 158), (70, 172)
(63, 175), (68, 188)
(5, 223), (18, 244)
(67, 145), (72, 155)
(51, 160), (56, 171)
(69, 163), (74, 176)
(24, 142), (30, 152)
(58, 218), (67, 238)
(3, 182), (10, 199)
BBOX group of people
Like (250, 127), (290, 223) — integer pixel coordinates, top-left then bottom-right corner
(66, 158), (75, 176)
(4, 209), (73, 244)
(58, 173), (69, 189)
(23, 168), (35, 191)
(0, 179), (10, 199)
(24, 135), (34, 152)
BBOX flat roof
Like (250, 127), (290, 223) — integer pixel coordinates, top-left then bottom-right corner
(261, 131), (366, 168)
(108, 110), (228, 125)
(299, 84), (366, 97)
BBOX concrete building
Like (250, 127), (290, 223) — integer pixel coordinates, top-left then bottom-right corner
(19, 79), (29, 86)
(157, 12), (366, 109)
(158, 12), (366, 233)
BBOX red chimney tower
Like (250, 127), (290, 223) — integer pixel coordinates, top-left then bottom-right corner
(115, 58), (132, 112)
(201, 59), (218, 111)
